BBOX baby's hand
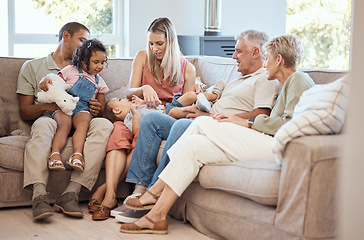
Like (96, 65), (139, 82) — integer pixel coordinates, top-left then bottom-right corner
(39, 77), (52, 91)
(130, 103), (137, 115)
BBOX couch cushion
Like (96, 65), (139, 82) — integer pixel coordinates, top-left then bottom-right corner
(198, 160), (281, 206)
(272, 77), (350, 164)
(0, 57), (30, 133)
(0, 98), (10, 137)
(0, 136), (29, 171)
(100, 58), (133, 101)
(188, 56), (240, 87)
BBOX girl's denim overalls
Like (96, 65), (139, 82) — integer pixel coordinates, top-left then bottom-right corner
(67, 67), (99, 116)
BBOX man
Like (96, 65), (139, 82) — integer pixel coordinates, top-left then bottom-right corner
(112, 29), (280, 222)
(16, 22), (113, 220)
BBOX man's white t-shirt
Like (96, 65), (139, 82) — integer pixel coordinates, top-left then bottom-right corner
(210, 68), (280, 115)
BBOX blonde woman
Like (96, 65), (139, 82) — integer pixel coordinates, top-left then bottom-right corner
(89, 17), (196, 220)
(120, 34), (315, 234)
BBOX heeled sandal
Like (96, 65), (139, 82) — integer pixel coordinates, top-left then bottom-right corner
(48, 152), (65, 171)
(66, 153), (84, 172)
(124, 189), (159, 211)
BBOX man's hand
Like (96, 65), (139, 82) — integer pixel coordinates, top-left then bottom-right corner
(182, 105), (210, 119)
(39, 76), (52, 91)
(89, 98), (102, 117)
(212, 112), (249, 127)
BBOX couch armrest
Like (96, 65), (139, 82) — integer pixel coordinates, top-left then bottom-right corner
(274, 135), (342, 238)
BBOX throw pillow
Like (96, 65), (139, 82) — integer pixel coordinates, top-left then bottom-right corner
(271, 77), (350, 165)
(0, 98), (10, 136)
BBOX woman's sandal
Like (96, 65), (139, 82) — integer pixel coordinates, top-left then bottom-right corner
(124, 189), (159, 211)
(120, 215), (168, 234)
(66, 153), (84, 172)
(48, 152), (65, 171)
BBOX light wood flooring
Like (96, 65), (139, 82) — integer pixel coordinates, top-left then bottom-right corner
(0, 202), (212, 240)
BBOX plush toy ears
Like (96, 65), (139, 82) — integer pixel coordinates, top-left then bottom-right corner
(73, 97), (79, 103)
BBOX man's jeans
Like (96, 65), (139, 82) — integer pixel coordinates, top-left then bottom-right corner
(126, 111), (192, 188)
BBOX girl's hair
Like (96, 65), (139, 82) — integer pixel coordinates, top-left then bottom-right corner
(263, 34), (304, 69)
(146, 17), (182, 86)
(72, 38), (108, 72)
(103, 101), (120, 123)
(235, 30), (270, 59)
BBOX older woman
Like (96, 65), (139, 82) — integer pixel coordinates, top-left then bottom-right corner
(120, 34), (315, 234)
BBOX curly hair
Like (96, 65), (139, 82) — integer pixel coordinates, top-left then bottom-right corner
(72, 38), (108, 72)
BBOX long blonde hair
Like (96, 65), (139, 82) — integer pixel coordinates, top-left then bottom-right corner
(146, 17), (182, 86)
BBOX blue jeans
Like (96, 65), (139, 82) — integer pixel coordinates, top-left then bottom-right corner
(126, 111), (192, 188)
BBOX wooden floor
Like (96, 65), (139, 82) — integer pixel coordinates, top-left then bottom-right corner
(0, 202), (212, 240)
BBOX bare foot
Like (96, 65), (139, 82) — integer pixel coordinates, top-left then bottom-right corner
(131, 95), (146, 106)
(101, 192), (117, 208)
(138, 190), (159, 206)
(91, 185), (106, 202)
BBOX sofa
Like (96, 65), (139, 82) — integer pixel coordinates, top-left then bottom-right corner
(0, 55), (346, 239)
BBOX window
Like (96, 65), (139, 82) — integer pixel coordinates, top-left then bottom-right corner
(286, 0), (352, 70)
(8, 0), (123, 58)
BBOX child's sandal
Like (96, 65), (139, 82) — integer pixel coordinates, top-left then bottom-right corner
(66, 153), (84, 172)
(48, 152), (66, 171)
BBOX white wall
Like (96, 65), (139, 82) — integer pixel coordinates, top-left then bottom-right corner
(127, 0), (286, 57)
(341, 0), (364, 239)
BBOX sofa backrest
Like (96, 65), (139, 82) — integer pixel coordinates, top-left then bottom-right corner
(0, 56), (348, 136)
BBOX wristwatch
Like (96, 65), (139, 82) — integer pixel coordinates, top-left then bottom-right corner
(247, 118), (255, 129)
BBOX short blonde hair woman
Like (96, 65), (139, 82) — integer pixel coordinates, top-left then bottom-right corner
(120, 34), (316, 234)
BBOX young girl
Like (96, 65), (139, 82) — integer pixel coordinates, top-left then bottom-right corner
(40, 39), (109, 172)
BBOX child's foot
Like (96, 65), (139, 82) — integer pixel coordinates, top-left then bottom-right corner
(211, 79), (226, 100)
(196, 93), (211, 112)
(132, 95), (145, 106)
(66, 153), (84, 172)
(48, 152), (66, 171)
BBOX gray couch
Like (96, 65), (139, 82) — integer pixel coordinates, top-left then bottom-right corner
(0, 56), (346, 239)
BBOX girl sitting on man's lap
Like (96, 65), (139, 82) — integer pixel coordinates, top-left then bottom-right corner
(39, 39), (109, 172)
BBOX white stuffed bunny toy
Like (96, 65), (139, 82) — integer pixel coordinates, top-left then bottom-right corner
(37, 73), (79, 116)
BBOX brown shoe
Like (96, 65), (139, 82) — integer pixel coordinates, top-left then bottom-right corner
(88, 199), (101, 213)
(120, 215), (168, 234)
(124, 189), (159, 211)
(92, 202), (118, 221)
(32, 194), (53, 220)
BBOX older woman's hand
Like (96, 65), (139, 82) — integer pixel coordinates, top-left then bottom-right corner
(142, 85), (162, 108)
(212, 112), (250, 128)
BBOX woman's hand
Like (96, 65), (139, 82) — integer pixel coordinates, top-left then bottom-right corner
(212, 112), (249, 127)
(142, 85), (162, 108)
(89, 98), (102, 117)
(39, 77), (52, 91)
